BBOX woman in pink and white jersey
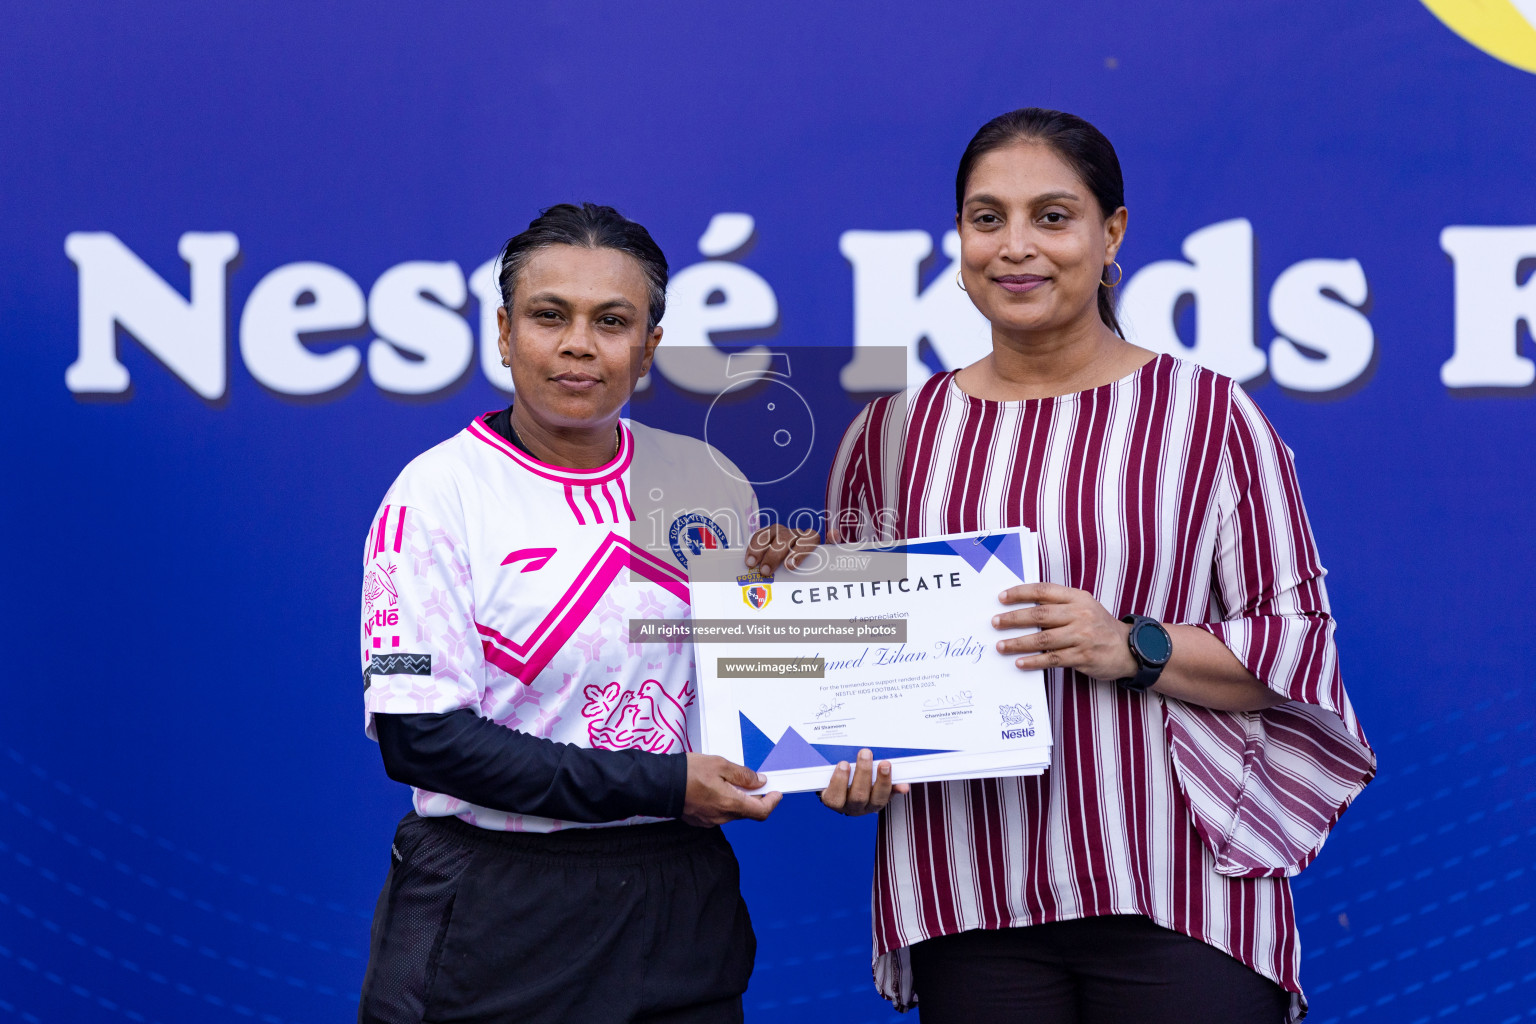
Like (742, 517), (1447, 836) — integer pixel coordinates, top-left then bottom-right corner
(821, 110), (1375, 1023)
(356, 203), (814, 1024)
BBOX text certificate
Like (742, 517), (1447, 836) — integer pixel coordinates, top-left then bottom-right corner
(688, 529), (1053, 793)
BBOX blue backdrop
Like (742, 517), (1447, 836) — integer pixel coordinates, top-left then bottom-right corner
(3, 3), (1534, 1022)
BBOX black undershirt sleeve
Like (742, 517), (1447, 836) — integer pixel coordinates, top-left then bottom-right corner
(374, 709), (689, 824)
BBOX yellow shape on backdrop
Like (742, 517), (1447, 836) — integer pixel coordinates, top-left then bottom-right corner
(1421, 0), (1536, 73)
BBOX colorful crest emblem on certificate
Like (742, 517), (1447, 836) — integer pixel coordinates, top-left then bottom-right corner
(736, 569), (773, 610)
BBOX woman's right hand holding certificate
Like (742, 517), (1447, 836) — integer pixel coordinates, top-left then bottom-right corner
(819, 749), (911, 817)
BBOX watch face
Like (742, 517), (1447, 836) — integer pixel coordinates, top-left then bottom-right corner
(1133, 622), (1173, 665)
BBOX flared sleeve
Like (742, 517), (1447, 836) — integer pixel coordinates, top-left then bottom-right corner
(1164, 381), (1376, 878)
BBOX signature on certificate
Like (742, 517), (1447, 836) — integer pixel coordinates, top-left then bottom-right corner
(923, 690), (974, 710)
(814, 700), (846, 719)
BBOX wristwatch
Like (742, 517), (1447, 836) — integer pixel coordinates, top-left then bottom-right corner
(1118, 615), (1172, 692)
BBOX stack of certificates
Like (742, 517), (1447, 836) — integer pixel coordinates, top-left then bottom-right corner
(688, 528), (1052, 793)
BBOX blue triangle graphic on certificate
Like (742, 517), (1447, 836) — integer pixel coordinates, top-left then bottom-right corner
(758, 727), (833, 772)
(740, 713), (777, 771)
(946, 538), (994, 573)
(888, 540), (953, 557)
(810, 742), (959, 764)
(885, 533), (1023, 579)
(991, 531), (1026, 581)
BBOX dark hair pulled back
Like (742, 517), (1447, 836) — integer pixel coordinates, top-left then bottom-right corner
(496, 202), (669, 331)
(955, 108), (1126, 338)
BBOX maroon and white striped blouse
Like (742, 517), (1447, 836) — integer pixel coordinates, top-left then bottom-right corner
(825, 354), (1375, 1020)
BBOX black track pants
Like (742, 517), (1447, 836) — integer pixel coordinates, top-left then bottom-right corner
(358, 813), (755, 1024)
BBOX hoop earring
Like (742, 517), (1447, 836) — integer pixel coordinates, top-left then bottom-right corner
(956, 271), (967, 292)
(1102, 260), (1124, 288)
(501, 358), (510, 367)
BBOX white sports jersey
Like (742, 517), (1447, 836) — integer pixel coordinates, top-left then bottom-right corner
(361, 412), (758, 832)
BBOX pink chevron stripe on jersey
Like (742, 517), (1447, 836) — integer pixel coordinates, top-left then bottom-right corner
(476, 532), (689, 684)
(392, 506), (406, 553)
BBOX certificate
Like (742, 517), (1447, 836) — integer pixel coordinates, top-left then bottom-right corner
(688, 529), (1053, 793)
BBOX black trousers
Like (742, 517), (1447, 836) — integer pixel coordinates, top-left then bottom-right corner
(358, 813), (755, 1024)
(909, 915), (1291, 1024)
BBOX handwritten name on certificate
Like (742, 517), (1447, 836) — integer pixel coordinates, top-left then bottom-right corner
(688, 529), (1053, 793)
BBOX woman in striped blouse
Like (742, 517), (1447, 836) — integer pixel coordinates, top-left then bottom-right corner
(820, 108), (1375, 1023)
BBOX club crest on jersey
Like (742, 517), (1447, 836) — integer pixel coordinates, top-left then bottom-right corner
(737, 569), (773, 610)
(668, 514), (729, 567)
